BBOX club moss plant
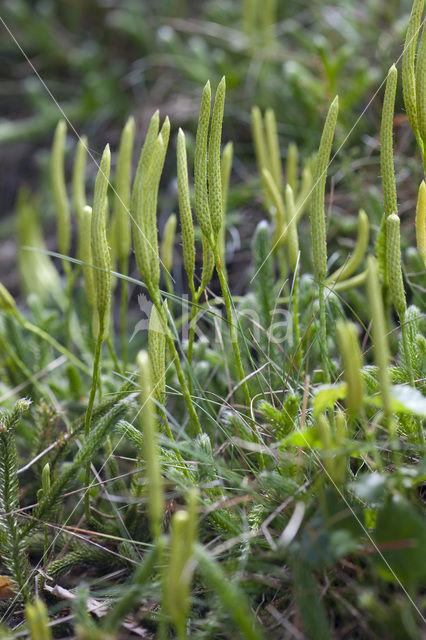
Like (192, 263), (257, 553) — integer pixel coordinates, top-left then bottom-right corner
(0, 2), (425, 638)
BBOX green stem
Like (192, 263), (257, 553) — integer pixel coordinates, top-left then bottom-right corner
(214, 248), (251, 408)
(107, 335), (123, 376)
(318, 281), (330, 383)
(400, 311), (415, 388)
(164, 271), (174, 296)
(64, 263), (76, 350)
(292, 268), (302, 369)
(151, 290), (201, 437)
(84, 319), (104, 520)
(187, 299), (199, 367)
(327, 269), (367, 292)
(120, 257), (129, 370)
(187, 294), (200, 396)
(166, 329), (201, 436)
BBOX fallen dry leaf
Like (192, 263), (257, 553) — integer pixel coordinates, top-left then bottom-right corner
(0, 576), (16, 600)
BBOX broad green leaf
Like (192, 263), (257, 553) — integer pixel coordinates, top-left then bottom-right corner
(374, 496), (426, 588)
(366, 385), (426, 418)
(283, 426), (323, 448)
(313, 383), (347, 416)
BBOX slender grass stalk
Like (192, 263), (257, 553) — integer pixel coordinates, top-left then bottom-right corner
(84, 322), (104, 520)
(163, 509), (196, 639)
(84, 145), (112, 519)
(40, 462), (50, 562)
(155, 293), (201, 436)
(336, 321), (364, 417)
(101, 540), (165, 634)
(213, 245), (251, 407)
(194, 544), (265, 640)
(118, 257), (129, 368)
(366, 256), (394, 439)
(285, 184), (301, 366)
(148, 304), (167, 409)
(185, 232), (214, 393)
(310, 96), (339, 382)
(291, 266), (302, 369)
(252, 220), (274, 344)
(148, 304), (181, 447)
(137, 350), (164, 541)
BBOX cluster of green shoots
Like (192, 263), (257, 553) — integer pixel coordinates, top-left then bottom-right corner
(0, 1), (424, 637)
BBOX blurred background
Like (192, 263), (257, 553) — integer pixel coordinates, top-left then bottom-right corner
(0, 0), (419, 296)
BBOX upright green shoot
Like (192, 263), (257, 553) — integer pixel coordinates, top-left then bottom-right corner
(366, 256), (394, 438)
(309, 96), (339, 382)
(386, 214), (414, 385)
(113, 116), (135, 369)
(138, 350), (164, 541)
(378, 65), (398, 283)
(84, 145), (112, 519)
(402, 0), (424, 152)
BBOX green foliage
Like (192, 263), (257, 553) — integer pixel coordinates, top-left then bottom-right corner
(0, 2), (424, 638)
